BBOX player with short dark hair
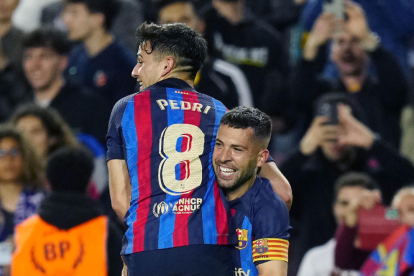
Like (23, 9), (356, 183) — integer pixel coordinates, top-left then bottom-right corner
(213, 107), (290, 276)
(135, 22), (206, 80)
(107, 22), (291, 276)
(107, 22), (233, 276)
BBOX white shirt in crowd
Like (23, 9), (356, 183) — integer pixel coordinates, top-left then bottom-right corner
(297, 239), (336, 276)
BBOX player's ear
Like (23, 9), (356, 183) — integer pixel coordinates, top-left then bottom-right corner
(257, 149), (269, 168)
(161, 56), (175, 77)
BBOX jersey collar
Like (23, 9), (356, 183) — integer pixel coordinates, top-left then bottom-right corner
(147, 78), (197, 92)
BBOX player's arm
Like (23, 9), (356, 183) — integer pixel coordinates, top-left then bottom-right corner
(257, 260), (287, 276)
(259, 161), (292, 210)
(252, 185), (290, 276)
(106, 99), (131, 221)
(108, 159), (131, 220)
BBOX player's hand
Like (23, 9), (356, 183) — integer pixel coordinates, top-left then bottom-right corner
(337, 104), (375, 149)
(303, 13), (341, 60)
(300, 116), (340, 156)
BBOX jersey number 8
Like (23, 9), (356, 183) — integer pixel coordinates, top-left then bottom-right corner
(158, 124), (205, 195)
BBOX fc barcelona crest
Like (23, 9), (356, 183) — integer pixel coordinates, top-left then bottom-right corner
(255, 239), (269, 254)
(235, 229), (248, 250)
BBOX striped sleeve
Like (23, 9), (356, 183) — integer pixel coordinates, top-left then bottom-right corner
(106, 95), (133, 161)
(252, 238), (289, 263)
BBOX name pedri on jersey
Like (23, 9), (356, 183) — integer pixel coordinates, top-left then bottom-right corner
(106, 78), (233, 255)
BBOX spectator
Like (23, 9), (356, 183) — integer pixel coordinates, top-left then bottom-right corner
(280, 96), (414, 270)
(62, 0), (136, 112)
(300, 0), (414, 75)
(0, 126), (45, 276)
(335, 186), (414, 275)
(8, 105), (108, 197)
(11, 147), (123, 276)
(201, 0), (291, 123)
(333, 187), (383, 271)
(244, 0), (304, 32)
(290, 1), (409, 148)
(0, 0), (29, 123)
(41, 0), (145, 51)
(0, 0), (22, 68)
(298, 172), (378, 276)
(157, 0), (253, 109)
(401, 104), (414, 166)
(401, 38), (414, 165)
(21, 26), (110, 145)
(9, 105), (79, 165)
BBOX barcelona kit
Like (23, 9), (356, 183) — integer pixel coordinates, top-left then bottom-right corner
(106, 78), (235, 255)
(230, 177), (290, 276)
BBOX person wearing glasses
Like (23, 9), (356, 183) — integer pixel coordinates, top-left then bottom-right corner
(0, 126), (45, 276)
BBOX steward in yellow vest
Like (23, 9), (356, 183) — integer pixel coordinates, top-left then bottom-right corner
(11, 147), (123, 276)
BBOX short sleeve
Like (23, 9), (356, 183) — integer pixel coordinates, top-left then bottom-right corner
(252, 182), (291, 263)
(106, 98), (129, 161)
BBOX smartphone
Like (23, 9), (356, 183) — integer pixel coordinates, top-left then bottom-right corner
(358, 205), (400, 251)
(323, 0), (344, 20)
(315, 102), (339, 125)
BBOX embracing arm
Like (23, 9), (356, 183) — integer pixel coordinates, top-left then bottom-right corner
(108, 159), (131, 221)
(260, 162), (292, 210)
(257, 260), (287, 276)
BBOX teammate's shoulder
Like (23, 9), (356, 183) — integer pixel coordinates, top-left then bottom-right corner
(254, 177), (287, 212)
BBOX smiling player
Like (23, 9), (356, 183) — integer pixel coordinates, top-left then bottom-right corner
(213, 107), (290, 276)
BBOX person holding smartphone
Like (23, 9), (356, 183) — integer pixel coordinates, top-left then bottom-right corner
(280, 92), (414, 270)
(335, 186), (414, 275)
(290, 0), (409, 148)
(298, 171), (379, 276)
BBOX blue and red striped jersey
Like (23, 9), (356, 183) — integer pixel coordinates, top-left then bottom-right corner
(106, 78), (234, 254)
(230, 177), (290, 276)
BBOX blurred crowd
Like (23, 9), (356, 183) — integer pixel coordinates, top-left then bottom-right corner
(0, 0), (414, 275)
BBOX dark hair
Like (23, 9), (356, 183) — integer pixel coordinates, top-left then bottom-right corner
(46, 147), (94, 193)
(64, 0), (121, 30)
(135, 22), (207, 79)
(22, 26), (71, 55)
(0, 125), (43, 188)
(220, 106), (272, 146)
(10, 105), (79, 156)
(334, 172), (379, 201)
